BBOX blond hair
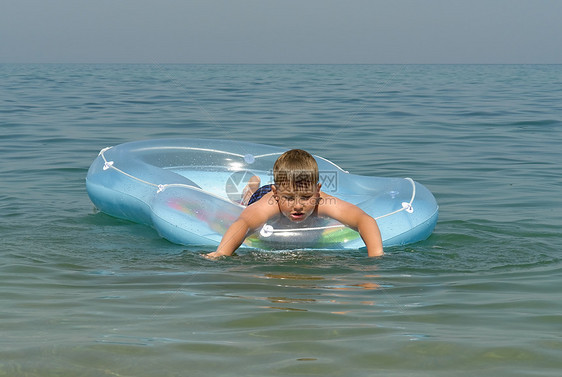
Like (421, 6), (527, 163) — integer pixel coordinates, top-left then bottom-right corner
(273, 149), (319, 190)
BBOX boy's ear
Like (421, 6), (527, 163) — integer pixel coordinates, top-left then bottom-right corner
(271, 184), (280, 202)
(317, 182), (322, 192)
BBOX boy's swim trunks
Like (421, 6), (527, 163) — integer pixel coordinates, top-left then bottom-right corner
(247, 185), (272, 205)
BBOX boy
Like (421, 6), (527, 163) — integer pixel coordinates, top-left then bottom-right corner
(206, 149), (383, 258)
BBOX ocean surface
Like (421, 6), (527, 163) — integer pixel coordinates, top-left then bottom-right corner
(1, 64), (561, 376)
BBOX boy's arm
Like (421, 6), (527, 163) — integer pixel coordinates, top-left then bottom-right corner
(205, 194), (277, 258)
(355, 213), (384, 257)
(320, 195), (384, 257)
(205, 217), (251, 258)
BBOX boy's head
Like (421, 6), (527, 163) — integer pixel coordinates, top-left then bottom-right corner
(272, 149), (321, 222)
(273, 149), (319, 190)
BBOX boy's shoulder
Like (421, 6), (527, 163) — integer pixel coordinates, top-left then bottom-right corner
(240, 193), (280, 226)
(318, 192), (358, 217)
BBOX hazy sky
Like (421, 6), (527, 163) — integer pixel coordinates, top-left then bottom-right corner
(2, 0), (561, 64)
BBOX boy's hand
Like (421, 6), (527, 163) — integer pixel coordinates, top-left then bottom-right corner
(203, 251), (223, 260)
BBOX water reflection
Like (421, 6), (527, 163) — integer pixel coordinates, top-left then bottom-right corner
(224, 271), (384, 313)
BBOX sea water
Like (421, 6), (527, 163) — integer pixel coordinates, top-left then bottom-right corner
(1, 64), (561, 376)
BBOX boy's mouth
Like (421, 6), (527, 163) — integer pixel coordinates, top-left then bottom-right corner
(290, 212), (305, 221)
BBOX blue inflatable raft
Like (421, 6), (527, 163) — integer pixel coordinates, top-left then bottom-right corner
(86, 139), (438, 250)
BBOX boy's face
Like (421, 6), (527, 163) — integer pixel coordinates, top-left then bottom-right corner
(272, 183), (321, 222)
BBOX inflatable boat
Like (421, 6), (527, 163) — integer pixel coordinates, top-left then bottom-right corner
(86, 139), (438, 250)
